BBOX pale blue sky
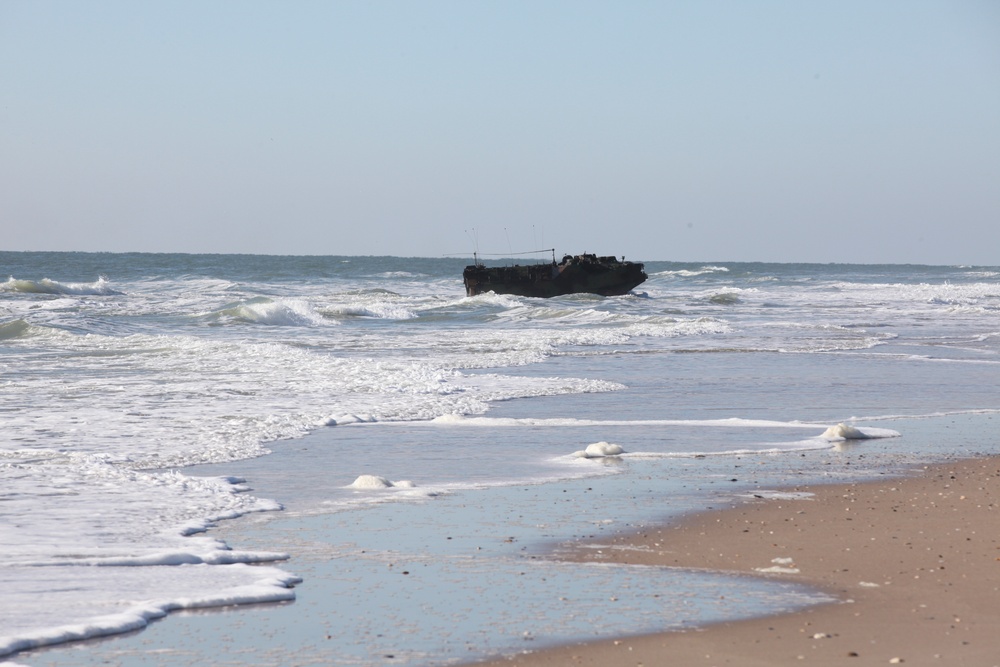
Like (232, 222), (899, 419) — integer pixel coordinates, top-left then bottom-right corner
(2, 1), (998, 263)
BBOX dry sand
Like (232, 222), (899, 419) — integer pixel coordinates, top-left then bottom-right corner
(473, 456), (1000, 667)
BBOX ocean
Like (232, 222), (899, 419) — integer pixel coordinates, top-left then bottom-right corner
(2, 252), (998, 666)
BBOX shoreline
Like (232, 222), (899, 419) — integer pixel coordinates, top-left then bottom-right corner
(472, 455), (1000, 666)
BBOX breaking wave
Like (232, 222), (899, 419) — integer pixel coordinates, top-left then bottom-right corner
(2, 276), (122, 296)
(208, 298), (328, 327)
(0, 319), (33, 340)
(654, 265), (730, 278)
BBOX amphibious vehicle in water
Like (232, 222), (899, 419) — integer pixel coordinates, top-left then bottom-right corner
(463, 252), (647, 298)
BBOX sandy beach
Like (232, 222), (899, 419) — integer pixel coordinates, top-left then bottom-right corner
(473, 455), (1000, 667)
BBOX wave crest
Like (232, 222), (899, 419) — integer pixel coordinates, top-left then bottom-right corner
(654, 265), (730, 278)
(2, 276), (122, 296)
(210, 298), (329, 327)
(0, 319), (33, 340)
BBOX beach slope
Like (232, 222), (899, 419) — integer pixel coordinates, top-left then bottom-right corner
(474, 457), (1000, 666)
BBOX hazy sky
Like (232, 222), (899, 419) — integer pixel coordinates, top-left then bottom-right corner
(2, 1), (998, 263)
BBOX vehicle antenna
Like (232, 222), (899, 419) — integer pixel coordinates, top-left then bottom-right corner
(465, 228), (480, 258)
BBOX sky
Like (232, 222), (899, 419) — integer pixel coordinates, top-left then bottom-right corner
(2, 1), (999, 264)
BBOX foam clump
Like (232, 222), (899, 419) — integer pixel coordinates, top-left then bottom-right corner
(755, 558), (800, 574)
(821, 423), (871, 440)
(431, 414), (466, 425)
(347, 475), (416, 490)
(322, 414), (375, 427)
(573, 442), (625, 458)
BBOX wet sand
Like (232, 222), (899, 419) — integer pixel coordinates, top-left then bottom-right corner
(473, 456), (1000, 666)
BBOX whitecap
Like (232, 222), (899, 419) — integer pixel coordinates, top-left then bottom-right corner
(230, 299), (326, 327)
(653, 265), (730, 278)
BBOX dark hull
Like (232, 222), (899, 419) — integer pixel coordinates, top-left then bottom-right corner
(463, 254), (647, 298)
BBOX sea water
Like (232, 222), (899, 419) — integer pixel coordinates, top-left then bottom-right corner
(1, 253), (998, 665)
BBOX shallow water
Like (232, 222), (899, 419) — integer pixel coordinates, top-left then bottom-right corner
(3, 253), (999, 664)
(25, 408), (1000, 667)
(23, 403), (1000, 666)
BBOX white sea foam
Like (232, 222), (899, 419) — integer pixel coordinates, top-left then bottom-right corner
(0, 453), (282, 567)
(740, 491), (815, 501)
(348, 474), (397, 489)
(572, 442), (625, 458)
(755, 566), (800, 574)
(373, 271), (423, 279)
(322, 413), (377, 426)
(4, 328), (624, 466)
(821, 423), (871, 440)
(0, 452), (295, 658)
(0, 564), (300, 657)
(891, 409), (1000, 420)
(830, 280), (1000, 313)
(430, 415), (834, 429)
(463, 291), (525, 308)
(622, 445), (833, 459)
(819, 423), (900, 441)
